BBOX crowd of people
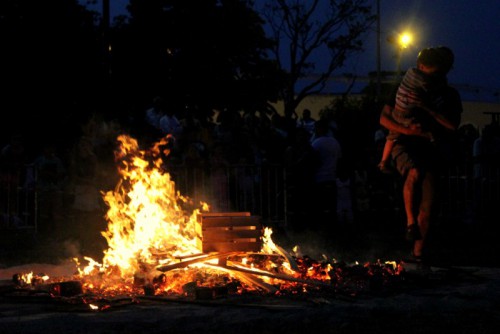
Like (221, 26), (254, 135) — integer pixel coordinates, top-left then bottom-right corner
(0, 45), (499, 266)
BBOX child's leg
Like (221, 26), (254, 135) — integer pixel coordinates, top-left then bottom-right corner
(380, 139), (394, 164)
(378, 139), (395, 172)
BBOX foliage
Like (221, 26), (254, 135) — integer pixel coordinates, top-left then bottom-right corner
(0, 0), (376, 149)
(259, 0), (376, 120)
(0, 0), (102, 142)
(110, 0), (286, 122)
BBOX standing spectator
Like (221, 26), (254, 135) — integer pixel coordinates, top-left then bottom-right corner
(145, 96), (165, 133)
(472, 123), (500, 220)
(311, 119), (342, 235)
(158, 103), (183, 162)
(159, 105), (183, 139)
(0, 134), (29, 228)
(67, 136), (105, 255)
(284, 127), (318, 231)
(472, 123), (500, 180)
(209, 143), (230, 212)
(141, 96), (166, 145)
(33, 142), (68, 236)
(0, 134), (28, 188)
(336, 160), (354, 225)
(68, 136), (101, 213)
(296, 108), (316, 138)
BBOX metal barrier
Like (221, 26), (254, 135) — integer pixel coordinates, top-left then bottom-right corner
(1, 162), (498, 235)
(0, 164), (37, 233)
(440, 164), (500, 224)
(166, 164), (286, 226)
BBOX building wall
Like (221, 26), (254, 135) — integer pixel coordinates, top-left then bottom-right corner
(273, 95), (500, 133)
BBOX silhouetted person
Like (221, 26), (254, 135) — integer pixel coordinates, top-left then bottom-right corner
(284, 128), (318, 231)
(33, 142), (67, 236)
(296, 108), (316, 138)
(311, 119), (342, 235)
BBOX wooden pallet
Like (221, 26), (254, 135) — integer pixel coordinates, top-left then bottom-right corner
(195, 212), (263, 253)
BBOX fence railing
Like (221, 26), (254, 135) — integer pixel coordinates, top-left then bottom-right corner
(1, 163), (499, 235)
(166, 164), (286, 225)
(439, 164), (500, 224)
(0, 164), (37, 233)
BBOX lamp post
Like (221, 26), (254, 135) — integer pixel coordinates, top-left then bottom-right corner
(376, 0), (381, 100)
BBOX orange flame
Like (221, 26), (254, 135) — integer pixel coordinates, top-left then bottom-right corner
(74, 134), (290, 295)
(81, 135), (204, 279)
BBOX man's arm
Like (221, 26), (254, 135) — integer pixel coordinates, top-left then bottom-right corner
(418, 104), (458, 131)
(379, 104), (429, 137)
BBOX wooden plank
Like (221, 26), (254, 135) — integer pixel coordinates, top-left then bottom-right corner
(205, 264), (278, 293)
(221, 262), (333, 289)
(202, 242), (262, 253)
(155, 252), (239, 272)
(200, 212), (251, 217)
(202, 229), (262, 241)
(275, 245), (299, 272)
(197, 212), (250, 223)
(200, 216), (261, 228)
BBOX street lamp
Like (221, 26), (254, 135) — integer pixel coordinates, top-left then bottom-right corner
(387, 31), (413, 80)
(398, 32), (412, 49)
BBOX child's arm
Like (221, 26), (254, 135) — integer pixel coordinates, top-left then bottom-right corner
(380, 105), (429, 138)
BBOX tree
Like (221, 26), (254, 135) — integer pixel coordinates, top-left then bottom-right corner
(258, 0), (376, 121)
(0, 0), (102, 142)
(109, 0), (286, 122)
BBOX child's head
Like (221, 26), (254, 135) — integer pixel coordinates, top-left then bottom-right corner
(416, 47), (441, 74)
(416, 46), (455, 75)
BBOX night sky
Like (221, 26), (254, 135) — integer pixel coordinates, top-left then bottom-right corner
(102, 0), (500, 102)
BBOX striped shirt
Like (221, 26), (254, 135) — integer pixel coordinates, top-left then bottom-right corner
(392, 67), (445, 127)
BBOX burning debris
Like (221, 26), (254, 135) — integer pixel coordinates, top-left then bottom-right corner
(0, 134), (406, 310)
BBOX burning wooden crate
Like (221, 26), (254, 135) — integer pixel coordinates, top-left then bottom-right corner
(196, 212), (263, 253)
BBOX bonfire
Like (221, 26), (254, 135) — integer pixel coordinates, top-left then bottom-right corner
(8, 134), (403, 305)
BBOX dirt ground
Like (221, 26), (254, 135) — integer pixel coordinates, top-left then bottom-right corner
(0, 263), (500, 334)
(1, 215), (500, 333)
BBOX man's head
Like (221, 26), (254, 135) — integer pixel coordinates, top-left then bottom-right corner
(435, 46), (455, 74)
(314, 119), (329, 137)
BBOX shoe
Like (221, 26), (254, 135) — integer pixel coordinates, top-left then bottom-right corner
(405, 224), (422, 241)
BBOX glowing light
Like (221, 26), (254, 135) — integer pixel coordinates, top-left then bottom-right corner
(399, 32), (412, 49)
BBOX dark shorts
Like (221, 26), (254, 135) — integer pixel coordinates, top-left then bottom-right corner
(391, 137), (438, 177)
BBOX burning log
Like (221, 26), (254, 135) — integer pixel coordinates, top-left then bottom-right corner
(275, 245), (299, 271)
(44, 281), (84, 297)
(1, 273), (83, 298)
(207, 264), (279, 293)
(209, 263), (333, 290)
